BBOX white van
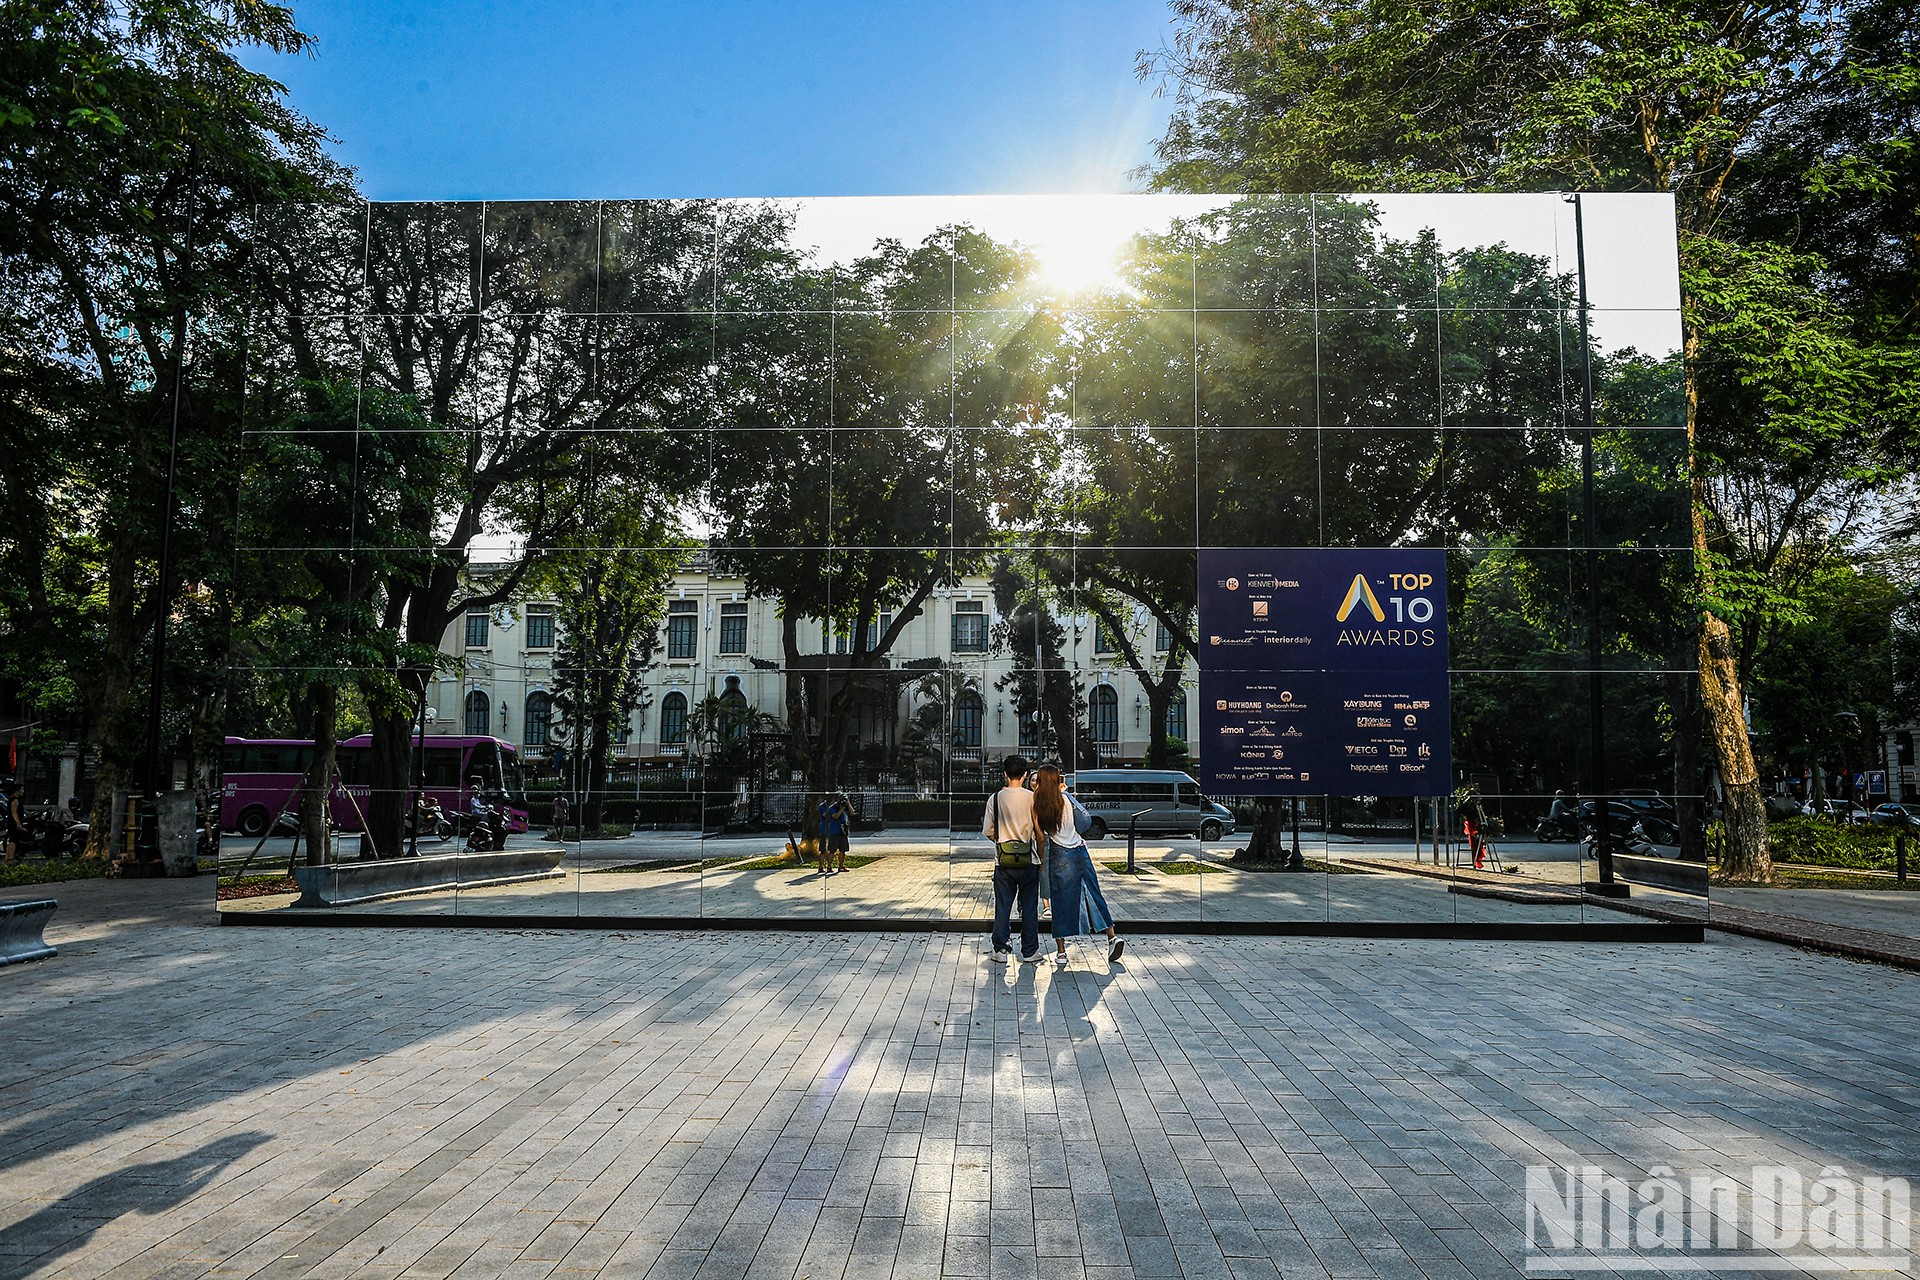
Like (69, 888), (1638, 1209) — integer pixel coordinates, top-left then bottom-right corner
(1067, 769), (1237, 841)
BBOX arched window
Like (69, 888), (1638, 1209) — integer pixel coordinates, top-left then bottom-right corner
(464, 689), (491, 737)
(1090, 685), (1119, 744)
(720, 678), (749, 740)
(525, 692), (551, 747)
(1167, 691), (1187, 743)
(661, 692), (688, 747)
(954, 690), (983, 750)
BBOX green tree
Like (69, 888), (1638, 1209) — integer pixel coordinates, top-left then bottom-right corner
(1139, 0), (1920, 880)
(1, 0), (347, 853)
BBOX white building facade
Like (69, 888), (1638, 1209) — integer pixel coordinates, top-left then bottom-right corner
(430, 560), (1197, 778)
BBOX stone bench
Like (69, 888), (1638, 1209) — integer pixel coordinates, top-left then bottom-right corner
(291, 847), (568, 908)
(1613, 852), (1710, 897)
(0, 899), (58, 966)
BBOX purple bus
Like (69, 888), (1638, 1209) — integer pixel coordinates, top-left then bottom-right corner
(220, 734), (530, 837)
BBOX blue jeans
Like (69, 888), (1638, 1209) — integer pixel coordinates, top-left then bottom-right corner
(991, 862), (1041, 955)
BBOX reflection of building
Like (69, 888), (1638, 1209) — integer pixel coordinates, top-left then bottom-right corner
(430, 560), (1196, 778)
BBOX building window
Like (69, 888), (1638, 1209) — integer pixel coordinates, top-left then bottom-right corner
(1094, 619), (1120, 655)
(464, 609), (489, 649)
(464, 689), (491, 736)
(721, 677), (749, 740)
(661, 692), (688, 747)
(954, 690), (983, 750)
(1155, 621), (1173, 653)
(1168, 691), (1187, 743)
(1090, 685), (1119, 744)
(667, 600), (698, 660)
(719, 602), (748, 655)
(861, 612), (893, 653)
(1018, 711), (1040, 749)
(526, 608), (554, 650)
(951, 600), (987, 653)
(525, 692), (551, 747)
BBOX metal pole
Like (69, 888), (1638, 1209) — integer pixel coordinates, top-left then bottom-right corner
(136, 164), (196, 867)
(1571, 193), (1618, 891)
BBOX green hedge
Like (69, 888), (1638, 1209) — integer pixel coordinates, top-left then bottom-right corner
(1766, 817), (1905, 871)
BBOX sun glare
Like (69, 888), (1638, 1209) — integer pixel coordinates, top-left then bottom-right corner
(1024, 216), (1140, 300)
(1028, 227), (1137, 298)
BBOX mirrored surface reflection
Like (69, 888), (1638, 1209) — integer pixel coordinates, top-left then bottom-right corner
(223, 194), (1694, 934)
(1196, 795), (1328, 924)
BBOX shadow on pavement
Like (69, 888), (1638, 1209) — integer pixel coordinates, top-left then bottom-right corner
(0, 1130), (270, 1277)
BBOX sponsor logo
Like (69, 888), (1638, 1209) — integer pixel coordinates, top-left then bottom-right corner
(1225, 577), (1240, 591)
(1252, 600), (1269, 619)
(1343, 699), (1383, 710)
(1336, 574), (1386, 623)
(1404, 714), (1418, 728)
(1356, 716), (1392, 728)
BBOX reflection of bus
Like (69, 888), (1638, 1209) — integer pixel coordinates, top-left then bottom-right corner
(220, 735), (529, 837)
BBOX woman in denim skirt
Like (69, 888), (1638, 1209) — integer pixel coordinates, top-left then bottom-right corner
(1030, 765), (1123, 964)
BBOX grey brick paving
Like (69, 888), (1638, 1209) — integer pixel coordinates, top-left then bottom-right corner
(1, 879), (1918, 1279)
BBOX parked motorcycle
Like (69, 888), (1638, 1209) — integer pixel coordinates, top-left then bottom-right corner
(25, 805), (82, 858)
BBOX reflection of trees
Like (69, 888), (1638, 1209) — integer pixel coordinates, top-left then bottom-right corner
(242, 194), (1699, 835)
(255, 200), (747, 855)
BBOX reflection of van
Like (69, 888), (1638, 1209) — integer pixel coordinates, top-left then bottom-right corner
(1066, 770), (1237, 841)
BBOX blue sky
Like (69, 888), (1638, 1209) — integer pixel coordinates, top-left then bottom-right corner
(250, 1), (1182, 200)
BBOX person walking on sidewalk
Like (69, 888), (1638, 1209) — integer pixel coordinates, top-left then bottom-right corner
(982, 755), (1044, 962)
(1030, 765), (1123, 964)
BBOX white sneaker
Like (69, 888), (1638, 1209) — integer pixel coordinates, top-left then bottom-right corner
(989, 947), (1011, 963)
(1053, 951), (1069, 966)
(1019, 949), (1045, 963)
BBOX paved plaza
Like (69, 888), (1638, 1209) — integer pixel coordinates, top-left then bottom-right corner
(3, 876), (1918, 1279)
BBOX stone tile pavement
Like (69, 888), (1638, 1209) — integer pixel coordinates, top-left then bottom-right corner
(2, 876), (1918, 1279)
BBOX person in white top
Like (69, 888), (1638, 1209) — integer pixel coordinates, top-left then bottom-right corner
(1030, 764), (1122, 964)
(980, 755), (1044, 961)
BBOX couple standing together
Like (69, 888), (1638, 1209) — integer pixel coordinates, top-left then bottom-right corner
(981, 754), (1124, 965)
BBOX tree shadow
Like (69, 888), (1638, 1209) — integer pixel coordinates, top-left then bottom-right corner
(0, 1130), (271, 1278)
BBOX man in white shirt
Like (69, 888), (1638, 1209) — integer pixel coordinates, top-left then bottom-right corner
(981, 754), (1043, 961)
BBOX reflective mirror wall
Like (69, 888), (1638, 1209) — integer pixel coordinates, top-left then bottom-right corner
(218, 194), (1702, 933)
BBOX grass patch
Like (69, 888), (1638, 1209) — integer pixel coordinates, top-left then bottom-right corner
(592, 860), (696, 874)
(1102, 862), (1154, 876)
(1145, 858), (1368, 876)
(1766, 867), (1920, 892)
(0, 858), (110, 889)
(1764, 817), (1909, 872)
(545, 824), (632, 841)
(216, 874), (299, 900)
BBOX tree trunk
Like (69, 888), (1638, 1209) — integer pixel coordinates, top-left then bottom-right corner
(84, 515), (144, 860)
(1687, 327), (1770, 882)
(362, 669), (423, 861)
(1235, 798), (1289, 866)
(298, 683), (336, 866)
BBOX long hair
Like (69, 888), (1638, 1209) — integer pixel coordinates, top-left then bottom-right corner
(1031, 765), (1066, 842)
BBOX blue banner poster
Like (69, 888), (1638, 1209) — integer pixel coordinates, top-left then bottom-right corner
(1197, 549), (1451, 796)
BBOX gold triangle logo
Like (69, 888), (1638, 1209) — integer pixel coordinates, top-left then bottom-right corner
(1336, 574), (1386, 622)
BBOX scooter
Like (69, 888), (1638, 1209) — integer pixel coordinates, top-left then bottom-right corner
(462, 799), (509, 852)
(1533, 812), (1580, 842)
(407, 796), (454, 842)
